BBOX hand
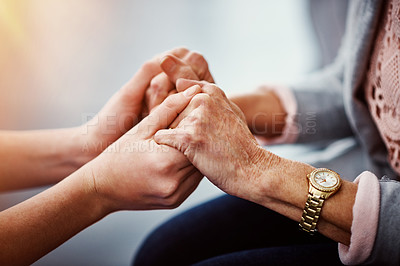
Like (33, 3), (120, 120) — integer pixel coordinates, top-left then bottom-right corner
(169, 79), (246, 128)
(229, 84), (287, 139)
(84, 85), (203, 211)
(77, 48), (204, 162)
(144, 48), (214, 113)
(153, 81), (275, 201)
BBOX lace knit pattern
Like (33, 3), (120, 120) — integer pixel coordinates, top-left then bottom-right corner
(365, 0), (400, 175)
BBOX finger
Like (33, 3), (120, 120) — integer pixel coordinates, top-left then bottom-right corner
(121, 58), (162, 100)
(146, 72), (174, 111)
(160, 55), (199, 84)
(183, 51), (214, 83)
(151, 47), (189, 63)
(146, 50), (196, 111)
(145, 88), (177, 116)
(168, 89), (178, 96)
(176, 79), (205, 92)
(169, 93), (208, 129)
(137, 85), (202, 138)
(144, 47), (191, 110)
(168, 47), (190, 59)
(177, 78), (226, 98)
(154, 127), (191, 153)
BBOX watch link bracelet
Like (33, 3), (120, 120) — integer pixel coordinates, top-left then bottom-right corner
(299, 168), (341, 235)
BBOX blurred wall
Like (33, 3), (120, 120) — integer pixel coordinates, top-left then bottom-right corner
(0, 0), (318, 130)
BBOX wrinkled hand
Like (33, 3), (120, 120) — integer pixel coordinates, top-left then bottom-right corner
(85, 85), (203, 211)
(168, 79), (246, 128)
(145, 48), (214, 113)
(153, 81), (272, 200)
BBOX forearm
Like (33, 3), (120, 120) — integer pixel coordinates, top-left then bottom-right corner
(0, 128), (92, 191)
(0, 166), (109, 265)
(245, 149), (357, 245)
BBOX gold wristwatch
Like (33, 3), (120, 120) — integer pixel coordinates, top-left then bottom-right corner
(299, 168), (341, 235)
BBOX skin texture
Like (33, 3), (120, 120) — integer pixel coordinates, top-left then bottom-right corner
(154, 80), (358, 246)
(0, 48), (212, 264)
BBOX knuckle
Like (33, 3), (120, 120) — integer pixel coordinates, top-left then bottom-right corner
(185, 114), (198, 124)
(145, 87), (153, 98)
(206, 84), (226, 98)
(192, 133), (204, 145)
(172, 47), (189, 57)
(187, 51), (205, 62)
(150, 74), (169, 92)
(156, 159), (174, 175)
(205, 84), (218, 93)
(187, 51), (209, 77)
(180, 132), (193, 144)
(188, 114), (202, 128)
(159, 180), (180, 199)
(149, 78), (161, 91)
(191, 93), (211, 105)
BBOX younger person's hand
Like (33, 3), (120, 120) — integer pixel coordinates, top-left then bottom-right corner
(84, 85), (203, 211)
(76, 48), (205, 163)
(144, 48), (214, 113)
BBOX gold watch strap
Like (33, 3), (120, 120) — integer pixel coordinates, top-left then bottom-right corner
(299, 193), (325, 235)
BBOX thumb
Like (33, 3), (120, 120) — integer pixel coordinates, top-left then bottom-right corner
(122, 58), (162, 100)
(176, 78), (207, 92)
(154, 128), (189, 153)
(137, 85), (201, 138)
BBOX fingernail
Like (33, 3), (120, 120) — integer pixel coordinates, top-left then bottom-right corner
(183, 85), (199, 97)
(160, 56), (176, 72)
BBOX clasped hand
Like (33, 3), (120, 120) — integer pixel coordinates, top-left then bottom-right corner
(81, 47), (272, 213)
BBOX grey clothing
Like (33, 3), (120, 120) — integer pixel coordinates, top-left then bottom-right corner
(291, 0), (400, 264)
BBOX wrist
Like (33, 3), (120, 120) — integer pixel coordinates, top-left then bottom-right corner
(235, 145), (279, 203)
(230, 90), (286, 139)
(77, 163), (117, 216)
(244, 147), (315, 208)
(73, 125), (105, 165)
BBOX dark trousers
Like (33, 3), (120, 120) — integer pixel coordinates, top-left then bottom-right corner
(133, 195), (343, 266)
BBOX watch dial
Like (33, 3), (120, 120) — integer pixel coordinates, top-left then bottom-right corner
(314, 171), (338, 188)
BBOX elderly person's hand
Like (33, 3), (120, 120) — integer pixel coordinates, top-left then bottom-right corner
(153, 80), (268, 201)
(154, 80), (358, 246)
(85, 85), (203, 211)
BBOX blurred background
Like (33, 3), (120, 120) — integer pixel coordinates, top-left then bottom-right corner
(0, 0), (348, 265)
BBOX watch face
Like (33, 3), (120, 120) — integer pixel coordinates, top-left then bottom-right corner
(309, 169), (340, 192)
(314, 170), (338, 188)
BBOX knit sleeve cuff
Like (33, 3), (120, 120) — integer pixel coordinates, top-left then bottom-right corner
(255, 85), (299, 145)
(338, 171), (380, 265)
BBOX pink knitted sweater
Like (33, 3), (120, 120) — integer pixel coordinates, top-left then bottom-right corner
(365, 0), (400, 176)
